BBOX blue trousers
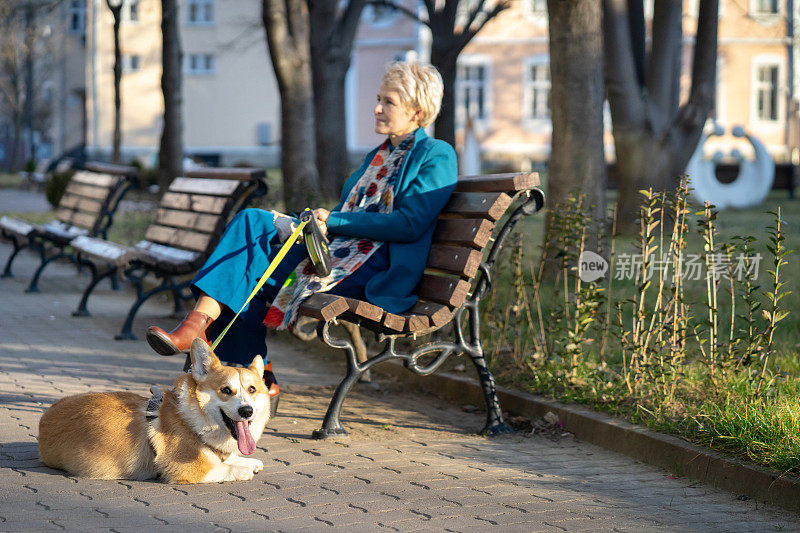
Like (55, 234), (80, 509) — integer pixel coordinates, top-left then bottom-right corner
(192, 209), (385, 366)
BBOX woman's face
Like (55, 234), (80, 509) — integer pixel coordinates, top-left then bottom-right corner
(374, 85), (420, 140)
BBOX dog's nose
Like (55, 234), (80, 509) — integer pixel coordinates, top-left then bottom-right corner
(238, 405), (254, 419)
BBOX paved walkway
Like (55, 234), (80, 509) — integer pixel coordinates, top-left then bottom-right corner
(0, 188), (51, 213)
(1, 197), (799, 531)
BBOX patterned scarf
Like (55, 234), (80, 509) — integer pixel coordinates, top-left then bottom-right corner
(263, 132), (415, 330)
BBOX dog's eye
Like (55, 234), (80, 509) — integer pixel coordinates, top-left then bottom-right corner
(220, 386), (232, 395)
(248, 386), (256, 394)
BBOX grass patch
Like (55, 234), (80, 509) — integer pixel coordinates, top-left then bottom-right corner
(5, 209), (154, 245)
(0, 172), (25, 188)
(482, 187), (800, 475)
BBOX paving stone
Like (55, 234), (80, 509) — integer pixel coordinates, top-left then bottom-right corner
(1, 242), (799, 531)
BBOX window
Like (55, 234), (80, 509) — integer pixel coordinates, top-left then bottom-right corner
(123, 0), (139, 23)
(186, 53), (215, 74)
(68, 0), (86, 33)
(187, 0), (214, 24)
(522, 0), (546, 23)
(754, 63), (779, 121)
(526, 0), (546, 13)
(751, 0), (779, 15)
(122, 54), (140, 73)
(456, 59), (491, 125)
(523, 57), (551, 123)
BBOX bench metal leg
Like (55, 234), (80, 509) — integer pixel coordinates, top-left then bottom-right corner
(468, 351), (512, 436)
(72, 262), (117, 317)
(170, 286), (187, 316)
(25, 247), (67, 293)
(116, 274), (188, 341)
(1, 235), (28, 278)
(312, 321), (367, 439)
(313, 370), (360, 439)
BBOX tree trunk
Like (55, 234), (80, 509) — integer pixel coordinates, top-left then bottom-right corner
(23, 4), (35, 165)
(263, 0), (319, 212)
(431, 47), (458, 148)
(311, 60), (348, 198)
(110, 3), (122, 164)
(603, 0), (718, 230)
(308, 0), (366, 200)
(158, 0), (183, 190)
(546, 0), (606, 231)
(423, 0), (508, 147)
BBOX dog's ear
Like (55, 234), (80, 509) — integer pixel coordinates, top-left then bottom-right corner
(189, 338), (220, 381)
(248, 355), (265, 377)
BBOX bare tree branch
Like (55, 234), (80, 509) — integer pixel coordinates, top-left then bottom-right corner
(602, 0), (646, 128)
(460, 0), (509, 49)
(646, 0), (682, 133)
(368, 0), (429, 27)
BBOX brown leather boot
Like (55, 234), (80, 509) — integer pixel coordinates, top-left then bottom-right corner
(146, 311), (213, 356)
(264, 361), (280, 418)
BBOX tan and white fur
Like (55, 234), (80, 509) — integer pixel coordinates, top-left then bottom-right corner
(38, 339), (270, 484)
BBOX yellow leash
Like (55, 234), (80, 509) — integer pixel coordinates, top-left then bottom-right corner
(210, 216), (310, 351)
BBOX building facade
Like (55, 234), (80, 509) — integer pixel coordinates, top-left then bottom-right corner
(3, 0), (798, 172)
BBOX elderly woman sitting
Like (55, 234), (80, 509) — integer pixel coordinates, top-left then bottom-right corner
(145, 61), (457, 406)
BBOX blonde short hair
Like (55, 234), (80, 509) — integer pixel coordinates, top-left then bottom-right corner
(380, 61), (443, 128)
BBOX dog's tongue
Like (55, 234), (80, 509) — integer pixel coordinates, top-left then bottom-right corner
(234, 421), (256, 455)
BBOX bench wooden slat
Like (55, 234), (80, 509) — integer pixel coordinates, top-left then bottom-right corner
(154, 208), (224, 234)
(426, 245), (482, 279)
(70, 171), (120, 188)
(403, 313), (429, 333)
(441, 192), (512, 221)
(55, 208), (97, 230)
(343, 297), (384, 322)
(417, 275), (471, 308)
(64, 182), (115, 201)
(433, 218), (494, 249)
(455, 172), (540, 193)
(145, 225), (214, 253)
(83, 162), (138, 177)
(160, 192), (231, 214)
(0, 216), (37, 237)
(72, 235), (134, 266)
(59, 194), (105, 215)
(408, 301), (452, 328)
(299, 294), (349, 321)
(134, 240), (201, 266)
(184, 168), (266, 181)
(40, 220), (90, 240)
(382, 312), (405, 332)
(168, 177), (244, 196)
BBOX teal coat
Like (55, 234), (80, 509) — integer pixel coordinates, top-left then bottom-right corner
(326, 127), (457, 313)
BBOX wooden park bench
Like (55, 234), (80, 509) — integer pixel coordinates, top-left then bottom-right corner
(0, 162), (138, 292)
(295, 172), (544, 439)
(70, 168), (267, 340)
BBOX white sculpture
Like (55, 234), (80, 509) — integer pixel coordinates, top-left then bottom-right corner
(685, 124), (775, 209)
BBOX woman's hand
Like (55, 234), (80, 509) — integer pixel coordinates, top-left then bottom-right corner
(313, 208), (330, 236)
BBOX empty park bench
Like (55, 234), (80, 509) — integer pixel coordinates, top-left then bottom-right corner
(0, 162), (138, 292)
(70, 168), (267, 340)
(295, 172), (544, 439)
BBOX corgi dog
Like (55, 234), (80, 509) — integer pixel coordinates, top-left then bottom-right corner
(38, 339), (270, 484)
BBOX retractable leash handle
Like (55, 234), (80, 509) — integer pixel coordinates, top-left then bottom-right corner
(210, 216), (309, 351)
(210, 209), (333, 351)
(300, 209), (332, 277)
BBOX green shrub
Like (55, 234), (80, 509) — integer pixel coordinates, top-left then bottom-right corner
(45, 170), (74, 208)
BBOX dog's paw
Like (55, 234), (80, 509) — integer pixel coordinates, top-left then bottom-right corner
(243, 457), (263, 473)
(233, 465), (256, 481)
